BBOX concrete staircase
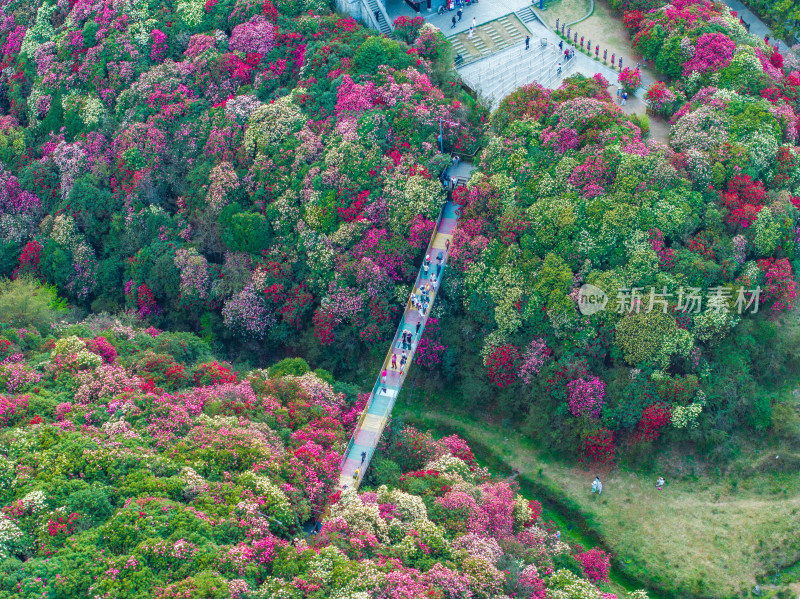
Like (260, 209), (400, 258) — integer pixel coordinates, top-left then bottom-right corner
(516, 6), (539, 24)
(458, 42), (576, 108)
(364, 0), (393, 35)
(448, 14), (529, 65)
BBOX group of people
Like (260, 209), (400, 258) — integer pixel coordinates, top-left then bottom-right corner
(440, 154), (461, 192)
(377, 244), (450, 395)
(590, 475), (666, 495)
(558, 40), (575, 61)
(355, 242), (454, 486)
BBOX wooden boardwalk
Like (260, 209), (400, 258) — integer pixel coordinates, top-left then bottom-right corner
(338, 201), (460, 492)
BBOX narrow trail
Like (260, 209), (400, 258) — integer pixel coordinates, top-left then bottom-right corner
(337, 201), (461, 492)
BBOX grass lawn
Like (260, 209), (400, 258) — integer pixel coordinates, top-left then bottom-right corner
(539, 0), (591, 29)
(396, 396), (800, 598)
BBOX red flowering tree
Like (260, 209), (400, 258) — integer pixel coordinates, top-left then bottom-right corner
(485, 344), (521, 388)
(633, 402), (672, 442)
(193, 361), (237, 386)
(644, 82), (676, 115)
(581, 428), (615, 464)
(392, 15), (424, 45)
(15, 240), (42, 277)
(720, 174), (767, 228)
(757, 258), (797, 314)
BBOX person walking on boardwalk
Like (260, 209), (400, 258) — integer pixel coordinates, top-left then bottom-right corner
(353, 468), (360, 480)
(472, 16), (476, 29)
(391, 353), (397, 369)
(445, 238), (450, 252)
(423, 262), (430, 277)
(401, 352), (408, 368)
(381, 369), (387, 384)
(416, 321), (421, 336)
(457, 7), (462, 21)
(361, 451), (367, 465)
(451, 15), (456, 28)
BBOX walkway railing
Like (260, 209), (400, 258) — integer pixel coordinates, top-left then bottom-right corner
(337, 200), (460, 492)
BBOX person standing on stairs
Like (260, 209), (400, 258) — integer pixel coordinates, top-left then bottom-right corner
(525, 35), (530, 50)
(374, 9), (380, 23)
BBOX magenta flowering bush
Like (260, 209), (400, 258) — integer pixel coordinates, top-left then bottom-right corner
(682, 33), (736, 76)
(617, 66), (642, 94)
(567, 376), (606, 418)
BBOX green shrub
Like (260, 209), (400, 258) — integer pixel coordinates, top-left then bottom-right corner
(268, 357), (310, 378)
(0, 277), (68, 333)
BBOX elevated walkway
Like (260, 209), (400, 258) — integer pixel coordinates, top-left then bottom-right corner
(338, 201), (460, 492)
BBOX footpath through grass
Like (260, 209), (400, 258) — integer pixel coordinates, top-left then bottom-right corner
(396, 395), (800, 598)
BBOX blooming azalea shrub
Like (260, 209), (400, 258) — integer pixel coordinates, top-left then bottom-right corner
(582, 428), (616, 464)
(617, 67), (642, 95)
(644, 82), (677, 116)
(485, 344), (521, 388)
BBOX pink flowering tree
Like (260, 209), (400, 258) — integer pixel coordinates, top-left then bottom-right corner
(150, 29), (168, 62)
(518, 338), (550, 384)
(230, 16), (276, 55)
